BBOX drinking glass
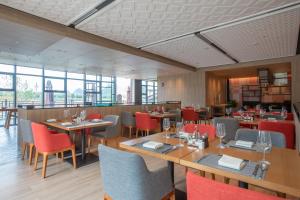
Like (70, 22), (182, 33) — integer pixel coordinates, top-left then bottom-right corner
(80, 110), (87, 122)
(163, 118), (171, 138)
(216, 123), (226, 149)
(225, 107), (232, 116)
(63, 109), (70, 121)
(256, 131), (272, 165)
(281, 109), (287, 120)
(269, 105), (273, 112)
(259, 109), (266, 118)
(176, 122), (184, 147)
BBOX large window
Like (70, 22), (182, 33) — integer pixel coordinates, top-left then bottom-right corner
(67, 72), (84, 105)
(16, 66), (43, 105)
(100, 76), (116, 104)
(44, 70), (66, 106)
(116, 77), (133, 104)
(142, 80), (157, 104)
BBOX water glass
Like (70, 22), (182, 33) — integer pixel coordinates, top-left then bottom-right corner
(281, 109), (287, 120)
(163, 118), (171, 138)
(216, 123), (226, 149)
(256, 131), (272, 165)
(225, 107), (232, 116)
(176, 122), (184, 147)
(63, 109), (70, 121)
(80, 110), (87, 121)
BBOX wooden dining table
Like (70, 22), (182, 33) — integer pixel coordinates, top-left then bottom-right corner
(120, 133), (300, 199)
(1, 107), (17, 129)
(149, 112), (178, 131)
(44, 120), (112, 167)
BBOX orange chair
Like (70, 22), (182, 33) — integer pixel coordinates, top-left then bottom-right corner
(183, 123), (216, 140)
(135, 112), (158, 137)
(187, 171), (283, 200)
(31, 122), (76, 178)
(182, 108), (199, 124)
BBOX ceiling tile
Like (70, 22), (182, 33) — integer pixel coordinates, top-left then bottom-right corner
(143, 35), (235, 68)
(0, 0), (104, 25)
(77, 0), (300, 47)
(202, 7), (300, 62)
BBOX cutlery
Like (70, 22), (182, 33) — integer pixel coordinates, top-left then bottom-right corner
(252, 164), (260, 177)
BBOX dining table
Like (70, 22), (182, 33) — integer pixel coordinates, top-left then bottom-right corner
(149, 112), (178, 131)
(44, 120), (112, 167)
(120, 132), (300, 199)
(1, 107), (17, 129)
(238, 118), (294, 129)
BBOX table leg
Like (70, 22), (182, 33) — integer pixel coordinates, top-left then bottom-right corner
(168, 161), (174, 185)
(4, 111), (12, 129)
(160, 118), (164, 132)
(238, 181), (248, 189)
(81, 129), (86, 160)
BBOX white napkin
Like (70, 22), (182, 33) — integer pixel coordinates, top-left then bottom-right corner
(235, 140), (254, 148)
(46, 119), (56, 122)
(142, 141), (164, 149)
(218, 154), (245, 170)
(61, 122), (73, 126)
(91, 119), (102, 122)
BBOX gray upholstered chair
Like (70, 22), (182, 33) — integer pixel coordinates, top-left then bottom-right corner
(20, 119), (35, 165)
(98, 145), (174, 200)
(235, 128), (286, 148)
(212, 117), (239, 142)
(91, 115), (120, 146)
(121, 111), (136, 138)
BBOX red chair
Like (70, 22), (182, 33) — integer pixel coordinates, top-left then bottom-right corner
(135, 112), (158, 137)
(182, 108), (199, 124)
(186, 171), (283, 200)
(86, 113), (102, 153)
(31, 122), (76, 178)
(258, 121), (295, 149)
(183, 123), (216, 140)
(286, 113), (294, 121)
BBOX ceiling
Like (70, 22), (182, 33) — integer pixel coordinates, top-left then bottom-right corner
(0, 0), (299, 77)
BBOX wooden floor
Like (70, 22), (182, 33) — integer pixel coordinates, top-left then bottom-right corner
(0, 127), (298, 200)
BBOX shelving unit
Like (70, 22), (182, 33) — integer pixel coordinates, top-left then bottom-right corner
(242, 85), (261, 103)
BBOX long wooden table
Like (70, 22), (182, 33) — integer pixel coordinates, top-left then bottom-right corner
(120, 133), (300, 198)
(1, 108), (17, 129)
(44, 120), (112, 167)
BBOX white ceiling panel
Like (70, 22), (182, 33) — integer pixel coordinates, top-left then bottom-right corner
(77, 0), (300, 47)
(202, 7), (300, 62)
(143, 35), (235, 68)
(0, 0), (104, 25)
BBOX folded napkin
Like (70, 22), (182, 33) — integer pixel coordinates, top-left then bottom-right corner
(235, 140), (254, 148)
(142, 141), (164, 149)
(46, 119), (56, 122)
(218, 154), (245, 170)
(61, 122), (73, 126)
(91, 119), (102, 123)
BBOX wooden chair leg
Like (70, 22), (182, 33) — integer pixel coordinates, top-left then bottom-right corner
(136, 129), (139, 138)
(276, 192), (286, 198)
(42, 153), (48, 178)
(162, 190), (175, 200)
(224, 177), (230, 184)
(146, 129), (149, 136)
(199, 170), (205, 177)
(34, 151), (39, 170)
(104, 193), (112, 200)
(61, 151), (64, 161)
(71, 146), (77, 169)
(129, 126), (132, 138)
(28, 144), (34, 165)
(21, 142), (27, 160)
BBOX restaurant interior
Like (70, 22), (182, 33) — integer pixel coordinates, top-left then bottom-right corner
(0, 1), (300, 200)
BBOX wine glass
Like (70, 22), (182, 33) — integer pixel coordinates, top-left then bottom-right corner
(176, 122), (184, 147)
(216, 123), (226, 149)
(281, 109), (287, 120)
(259, 109), (266, 119)
(80, 110), (87, 122)
(256, 131), (272, 165)
(163, 118), (171, 138)
(225, 107), (232, 117)
(269, 105), (273, 112)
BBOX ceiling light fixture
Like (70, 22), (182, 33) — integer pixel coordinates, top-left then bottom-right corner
(68, 0), (115, 28)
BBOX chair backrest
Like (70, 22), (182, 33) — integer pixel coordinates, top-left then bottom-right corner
(31, 122), (53, 152)
(258, 121), (295, 149)
(98, 145), (159, 200)
(87, 113), (102, 120)
(184, 123), (216, 139)
(19, 119), (34, 143)
(102, 115), (120, 138)
(212, 117), (239, 142)
(182, 108), (199, 121)
(168, 109), (182, 122)
(235, 128), (286, 148)
(186, 171), (283, 200)
(135, 112), (152, 129)
(121, 111), (135, 127)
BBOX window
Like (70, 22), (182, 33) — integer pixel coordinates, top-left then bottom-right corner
(17, 66), (42, 76)
(0, 64), (14, 73)
(67, 79), (84, 105)
(44, 70), (66, 106)
(44, 69), (65, 78)
(116, 77), (132, 104)
(0, 74), (13, 90)
(16, 75), (42, 105)
(142, 80), (157, 104)
(100, 76), (116, 103)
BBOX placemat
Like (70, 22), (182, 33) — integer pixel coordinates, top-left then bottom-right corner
(133, 140), (177, 154)
(196, 154), (267, 179)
